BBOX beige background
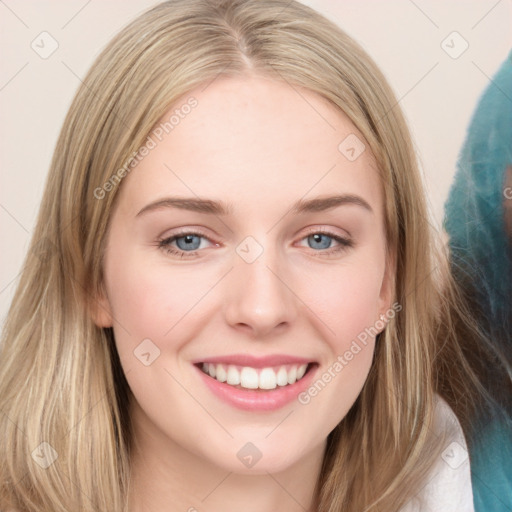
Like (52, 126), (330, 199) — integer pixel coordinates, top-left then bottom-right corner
(1, 0), (511, 325)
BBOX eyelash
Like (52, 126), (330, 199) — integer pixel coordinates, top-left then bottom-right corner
(157, 228), (354, 259)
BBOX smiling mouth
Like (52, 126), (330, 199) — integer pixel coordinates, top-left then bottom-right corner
(195, 362), (317, 391)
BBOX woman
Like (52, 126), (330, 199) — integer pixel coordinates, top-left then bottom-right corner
(0, 1), (482, 510)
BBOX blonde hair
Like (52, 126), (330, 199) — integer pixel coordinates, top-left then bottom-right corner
(0, 1), (483, 510)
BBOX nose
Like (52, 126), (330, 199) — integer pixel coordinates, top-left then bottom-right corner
(223, 245), (298, 338)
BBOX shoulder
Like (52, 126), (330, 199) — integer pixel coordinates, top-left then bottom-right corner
(400, 394), (474, 511)
(431, 394), (468, 441)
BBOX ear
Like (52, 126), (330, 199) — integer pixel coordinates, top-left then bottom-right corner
(377, 248), (397, 328)
(88, 282), (114, 328)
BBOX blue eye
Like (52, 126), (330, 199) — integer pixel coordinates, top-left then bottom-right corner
(158, 229), (353, 259)
(174, 234), (202, 251)
(299, 230), (353, 255)
(307, 233), (333, 250)
(158, 232), (212, 258)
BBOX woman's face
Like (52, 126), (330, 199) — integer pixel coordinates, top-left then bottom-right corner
(94, 75), (394, 474)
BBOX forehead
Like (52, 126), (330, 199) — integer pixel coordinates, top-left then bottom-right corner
(116, 75), (383, 218)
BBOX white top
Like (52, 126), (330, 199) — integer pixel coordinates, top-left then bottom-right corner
(400, 395), (474, 511)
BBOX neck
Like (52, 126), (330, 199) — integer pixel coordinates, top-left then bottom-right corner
(126, 399), (325, 512)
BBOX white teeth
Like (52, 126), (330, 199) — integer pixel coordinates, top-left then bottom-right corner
(215, 364), (227, 383)
(296, 364), (307, 380)
(276, 366), (288, 386)
(240, 367), (259, 389)
(226, 365), (240, 385)
(287, 366), (297, 385)
(259, 368), (277, 390)
(200, 362), (311, 390)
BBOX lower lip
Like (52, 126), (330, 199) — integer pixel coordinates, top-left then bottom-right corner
(194, 363), (318, 411)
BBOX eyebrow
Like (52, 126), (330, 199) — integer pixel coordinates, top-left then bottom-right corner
(293, 194), (373, 214)
(135, 194), (373, 217)
(136, 197), (230, 217)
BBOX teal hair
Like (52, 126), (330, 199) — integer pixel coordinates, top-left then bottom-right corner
(444, 51), (512, 512)
(445, 51), (512, 334)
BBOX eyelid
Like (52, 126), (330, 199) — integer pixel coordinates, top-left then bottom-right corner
(158, 227), (216, 245)
(155, 226), (215, 259)
(158, 228), (217, 249)
(300, 225), (351, 239)
(295, 227), (354, 254)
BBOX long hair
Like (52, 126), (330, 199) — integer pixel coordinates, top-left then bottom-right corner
(443, 50), (512, 509)
(444, 51), (512, 415)
(0, 1), (485, 510)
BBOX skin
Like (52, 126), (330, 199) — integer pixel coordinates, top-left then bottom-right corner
(92, 74), (394, 512)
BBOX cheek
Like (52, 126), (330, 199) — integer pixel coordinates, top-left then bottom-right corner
(103, 249), (218, 351)
(293, 262), (383, 423)
(295, 254), (385, 398)
(300, 259), (385, 348)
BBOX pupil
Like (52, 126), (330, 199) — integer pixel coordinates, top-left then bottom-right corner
(309, 233), (330, 250)
(176, 235), (200, 250)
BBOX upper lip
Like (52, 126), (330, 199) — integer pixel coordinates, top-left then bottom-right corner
(193, 354), (316, 368)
